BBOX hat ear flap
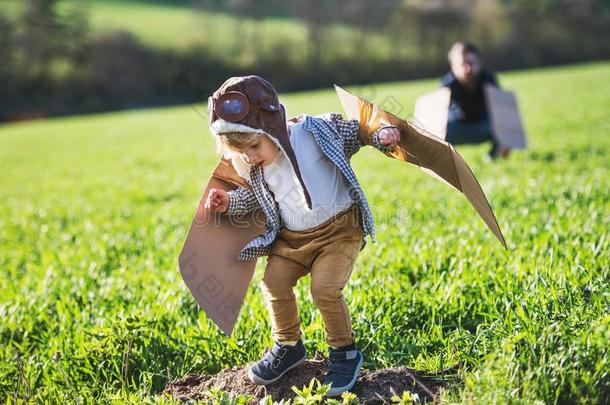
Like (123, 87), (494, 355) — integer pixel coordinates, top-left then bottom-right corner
(268, 104), (286, 130)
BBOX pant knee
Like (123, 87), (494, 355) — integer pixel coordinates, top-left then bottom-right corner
(262, 274), (296, 297)
(310, 283), (342, 307)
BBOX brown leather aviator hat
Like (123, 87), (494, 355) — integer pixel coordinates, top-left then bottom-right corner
(208, 75), (311, 207)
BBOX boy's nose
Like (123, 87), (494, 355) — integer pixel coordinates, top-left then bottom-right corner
(245, 150), (257, 163)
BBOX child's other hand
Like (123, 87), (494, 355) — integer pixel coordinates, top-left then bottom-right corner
(378, 126), (401, 147)
(205, 188), (229, 213)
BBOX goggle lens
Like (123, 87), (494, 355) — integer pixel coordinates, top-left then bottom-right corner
(214, 91), (250, 122)
(221, 98), (245, 115)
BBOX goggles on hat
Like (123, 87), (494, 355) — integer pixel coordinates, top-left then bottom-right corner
(208, 91), (279, 123)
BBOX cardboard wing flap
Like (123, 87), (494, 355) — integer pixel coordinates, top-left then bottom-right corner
(335, 85), (507, 248)
(179, 163), (265, 335)
(413, 87), (451, 139)
(483, 85), (527, 149)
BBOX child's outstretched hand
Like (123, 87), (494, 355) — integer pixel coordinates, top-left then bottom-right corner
(205, 188), (229, 213)
(378, 126), (401, 147)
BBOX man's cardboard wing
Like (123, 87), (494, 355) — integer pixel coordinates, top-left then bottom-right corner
(178, 159), (266, 335)
(413, 87), (450, 139)
(335, 85), (507, 248)
(483, 84), (527, 149)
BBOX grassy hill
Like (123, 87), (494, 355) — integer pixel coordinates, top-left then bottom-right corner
(3, 0), (394, 60)
(1, 62), (609, 402)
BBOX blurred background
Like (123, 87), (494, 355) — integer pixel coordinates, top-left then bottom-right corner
(1, 0), (609, 122)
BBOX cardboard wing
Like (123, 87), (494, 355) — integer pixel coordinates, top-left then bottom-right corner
(335, 85), (507, 248)
(483, 84), (527, 149)
(413, 87), (450, 139)
(178, 159), (266, 335)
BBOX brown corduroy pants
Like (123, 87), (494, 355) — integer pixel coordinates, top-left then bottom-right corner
(262, 205), (363, 348)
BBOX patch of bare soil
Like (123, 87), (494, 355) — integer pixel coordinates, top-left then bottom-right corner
(163, 351), (458, 403)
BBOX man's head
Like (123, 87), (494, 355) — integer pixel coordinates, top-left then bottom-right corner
(448, 42), (483, 86)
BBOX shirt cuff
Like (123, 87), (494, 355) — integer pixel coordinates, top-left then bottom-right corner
(225, 191), (240, 216)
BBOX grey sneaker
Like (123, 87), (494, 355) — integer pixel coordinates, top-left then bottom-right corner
(247, 340), (307, 385)
(323, 343), (363, 396)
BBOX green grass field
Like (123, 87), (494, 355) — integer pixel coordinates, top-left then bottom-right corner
(1, 62), (609, 403)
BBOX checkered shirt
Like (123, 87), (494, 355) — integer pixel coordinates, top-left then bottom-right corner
(225, 113), (392, 261)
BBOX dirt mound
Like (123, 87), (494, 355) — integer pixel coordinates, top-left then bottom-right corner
(164, 352), (457, 403)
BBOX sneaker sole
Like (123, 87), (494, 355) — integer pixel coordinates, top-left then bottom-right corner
(325, 353), (364, 397)
(247, 353), (307, 385)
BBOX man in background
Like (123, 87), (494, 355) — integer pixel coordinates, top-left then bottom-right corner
(442, 42), (510, 159)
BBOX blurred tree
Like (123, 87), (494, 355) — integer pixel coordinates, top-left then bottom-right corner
(226, 0), (265, 20)
(0, 14), (16, 78)
(18, 0), (61, 77)
(85, 31), (161, 108)
(0, 14), (17, 118)
(284, 0), (336, 65)
(500, 0), (561, 13)
(404, 1), (470, 62)
(191, 0), (221, 49)
(16, 0), (90, 78)
(469, 0), (509, 52)
(339, 0), (401, 56)
(385, 2), (415, 60)
(56, 0), (90, 65)
(226, 0), (266, 61)
(191, 0), (226, 12)
(557, 0), (610, 62)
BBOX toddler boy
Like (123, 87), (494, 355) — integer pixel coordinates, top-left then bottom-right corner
(205, 75), (400, 395)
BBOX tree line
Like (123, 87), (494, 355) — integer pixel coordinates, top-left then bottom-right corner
(1, 0), (609, 121)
